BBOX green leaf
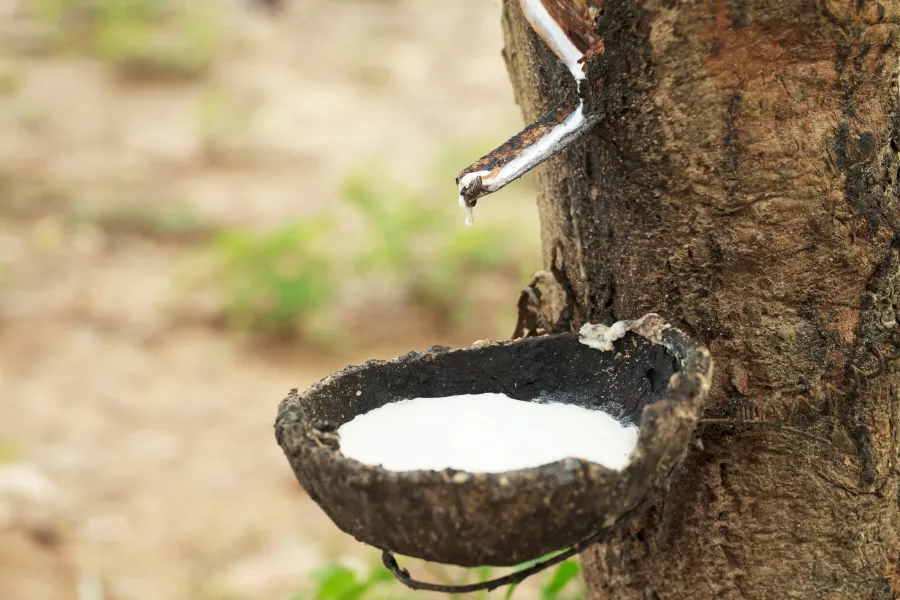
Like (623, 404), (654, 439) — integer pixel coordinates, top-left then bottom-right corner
(336, 583), (368, 600)
(504, 582), (519, 600)
(310, 566), (359, 600)
(504, 553), (563, 600)
(540, 561), (581, 600)
(364, 566), (394, 585)
(474, 566), (493, 600)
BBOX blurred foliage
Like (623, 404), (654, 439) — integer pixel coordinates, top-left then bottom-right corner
(291, 558), (583, 600)
(341, 174), (441, 275)
(190, 150), (538, 345)
(501, 555), (583, 600)
(341, 162), (525, 329)
(73, 201), (214, 242)
(205, 218), (336, 339)
(422, 223), (516, 327)
(0, 437), (22, 466)
(31, 0), (221, 79)
(539, 561), (582, 600)
(290, 564), (402, 600)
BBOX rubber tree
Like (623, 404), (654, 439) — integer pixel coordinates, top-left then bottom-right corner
(493, 1), (900, 597)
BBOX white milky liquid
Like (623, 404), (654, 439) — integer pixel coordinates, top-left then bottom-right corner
(337, 393), (639, 473)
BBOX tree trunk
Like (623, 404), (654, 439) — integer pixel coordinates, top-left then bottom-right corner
(499, 1), (900, 597)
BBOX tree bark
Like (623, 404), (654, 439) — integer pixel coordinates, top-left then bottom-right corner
(500, 0), (900, 597)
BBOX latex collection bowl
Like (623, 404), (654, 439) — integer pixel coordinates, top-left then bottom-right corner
(275, 314), (712, 567)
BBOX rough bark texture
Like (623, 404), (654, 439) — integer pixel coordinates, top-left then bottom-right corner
(500, 0), (900, 597)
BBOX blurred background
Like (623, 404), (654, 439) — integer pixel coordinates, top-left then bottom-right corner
(0, 0), (582, 599)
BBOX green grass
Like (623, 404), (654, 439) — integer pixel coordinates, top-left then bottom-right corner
(30, 0), (221, 79)
(291, 558), (584, 600)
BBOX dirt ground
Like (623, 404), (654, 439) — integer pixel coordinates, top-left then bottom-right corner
(0, 1), (549, 599)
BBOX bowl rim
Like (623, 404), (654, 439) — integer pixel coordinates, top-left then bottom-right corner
(277, 313), (712, 480)
(274, 313), (713, 565)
